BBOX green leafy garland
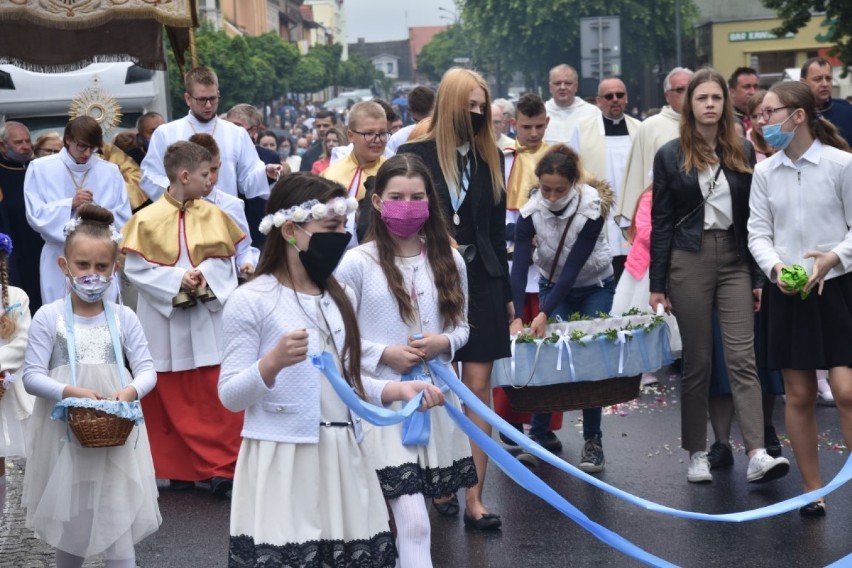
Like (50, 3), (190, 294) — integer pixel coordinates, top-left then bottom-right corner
(515, 310), (666, 345)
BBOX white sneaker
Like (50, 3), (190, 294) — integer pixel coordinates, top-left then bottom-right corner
(640, 372), (658, 386)
(817, 377), (835, 406)
(687, 452), (712, 483)
(747, 449), (790, 483)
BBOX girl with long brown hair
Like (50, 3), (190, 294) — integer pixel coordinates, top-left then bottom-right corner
(749, 80), (852, 517)
(337, 154), (476, 566)
(649, 68), (790, 485)
(399, 67), (510, 530)
(219, 173), (444, 567)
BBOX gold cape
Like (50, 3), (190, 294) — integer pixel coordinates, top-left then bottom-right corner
(506, 141), (551, 211)
(322, 152), (385, 200)
(121, 191), (245, 267)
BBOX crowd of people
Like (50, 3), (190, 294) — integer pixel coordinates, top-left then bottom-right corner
(0, 55), (850, 567)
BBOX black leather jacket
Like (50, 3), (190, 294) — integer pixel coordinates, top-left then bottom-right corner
(649, 138), (764, 293)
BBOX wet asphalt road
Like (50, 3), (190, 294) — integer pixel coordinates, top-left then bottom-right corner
(2, 371), (850, 567)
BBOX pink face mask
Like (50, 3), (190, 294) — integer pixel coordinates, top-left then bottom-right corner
(380, 199), (430, 239)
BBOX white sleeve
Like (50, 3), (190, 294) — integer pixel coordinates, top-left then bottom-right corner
(440, 252), (470, 362)
(123, 252), (185, 319)
(335, 253), (387, 375)
(831, 159), (852, 271)
(362, 376), (390, 406)
(140, 127), (170, 201)
(223, 197), (260, 269)
(219, 293), (273, 412)
(22, 305), (65, 401)
(107, 166), (133, 230)
(24, 164), (73, 243)
(196, 256), (239, 313)
(0, 290), (31, 374)
(747, 168), (781, 280)
(236, 129), (271, 199)
(120, 306), (157, 399)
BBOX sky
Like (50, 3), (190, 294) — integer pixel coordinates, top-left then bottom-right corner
(345, 0), (457, 43)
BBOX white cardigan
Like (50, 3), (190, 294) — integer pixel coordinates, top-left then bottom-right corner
(748, 139), (852, 281)
(335, 242), (469, 380)
(218, 274), (388, 444)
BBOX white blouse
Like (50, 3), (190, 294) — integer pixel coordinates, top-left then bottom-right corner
(748, 139), (852, 281)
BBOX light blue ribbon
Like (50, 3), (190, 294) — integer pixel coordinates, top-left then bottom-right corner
(428, 360), (852, 522)
(400, 363), (432, 446)
(313, 352), (852, 566)
(425, 360), (852, 567)
(311, 352), (425, 425)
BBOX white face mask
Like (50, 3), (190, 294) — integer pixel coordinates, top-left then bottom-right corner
(68, 272), (113, 303)
(545, 191), (574, 212)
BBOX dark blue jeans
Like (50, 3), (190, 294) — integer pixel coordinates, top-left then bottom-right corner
(530, 276), (615, 440)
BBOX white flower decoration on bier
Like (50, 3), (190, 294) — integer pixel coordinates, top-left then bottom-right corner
(63, 217), (123, 244)
(258, 196), (359, 235)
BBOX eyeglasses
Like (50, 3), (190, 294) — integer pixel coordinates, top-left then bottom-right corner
(73, 140), (97, 153)
(600, 92), (626, 101)
(667, 86), (687, 94)
(758, 106), (791, 121)
(189, 94), (220, 106)
(349, 129), (389, 143)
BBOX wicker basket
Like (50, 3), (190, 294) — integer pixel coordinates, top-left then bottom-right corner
(67, 407), (134, 448)
(503, 374), (641, 412)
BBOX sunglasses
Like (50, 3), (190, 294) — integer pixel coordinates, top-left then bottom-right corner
(600, 92), (626, 101)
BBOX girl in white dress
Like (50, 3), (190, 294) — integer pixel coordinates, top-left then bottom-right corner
(22, 204), (161, 568)
(0, 233), (33, 496)
(336, 155), (476, 566)
(219, 173), (445, 568)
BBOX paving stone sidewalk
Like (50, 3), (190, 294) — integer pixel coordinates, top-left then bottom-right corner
(1, 458), (106, 567)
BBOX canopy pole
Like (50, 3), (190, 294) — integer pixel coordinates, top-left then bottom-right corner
(189, 26), (198, 68)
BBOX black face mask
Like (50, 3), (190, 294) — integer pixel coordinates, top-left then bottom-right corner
(470, 111), (486, 136)
(297, 229), (351, 289)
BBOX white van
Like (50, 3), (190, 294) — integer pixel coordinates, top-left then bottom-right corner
(0, 62), (169, 138)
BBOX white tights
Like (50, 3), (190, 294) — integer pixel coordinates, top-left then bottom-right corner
(387, 493), (432, 568)
(55, 548), (136, 568)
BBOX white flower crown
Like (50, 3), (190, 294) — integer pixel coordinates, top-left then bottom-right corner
(258, 196), (359, 235)
(64, 217), (123, 244)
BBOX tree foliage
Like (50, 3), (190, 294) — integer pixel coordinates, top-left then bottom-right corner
(458, 0), (698, 99)
(338, 54), (375, 88)
(165, 26), (349, 113)
(417, 26), (467, 81)
(290, 56), (327, 94)
(762, 0), (852, 71)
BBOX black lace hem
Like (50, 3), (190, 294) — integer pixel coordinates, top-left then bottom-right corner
(376, 456), (477, 498)
(228, 531), (396, 568)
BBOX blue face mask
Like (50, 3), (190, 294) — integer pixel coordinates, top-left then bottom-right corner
(762, 112), (798, 150)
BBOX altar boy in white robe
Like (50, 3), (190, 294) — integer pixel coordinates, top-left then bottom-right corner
(122, 141), (246, 495)
(189, 133), (260, 275)
(24, 116), (131, 304)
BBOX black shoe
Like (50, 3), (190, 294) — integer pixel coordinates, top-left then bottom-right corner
(516, 452), (539, 468)
(707, 442), (734, 469)
(799, 500), (826, 517)
(432, 494), (459, 517)
(578, 435), (604, 473)
(463, 510), (502, 531)
(210, 476), (233, 497)
(764, 426), (783, 458)
(169, 479), (195, 490)
(529, 431), (563, 453)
